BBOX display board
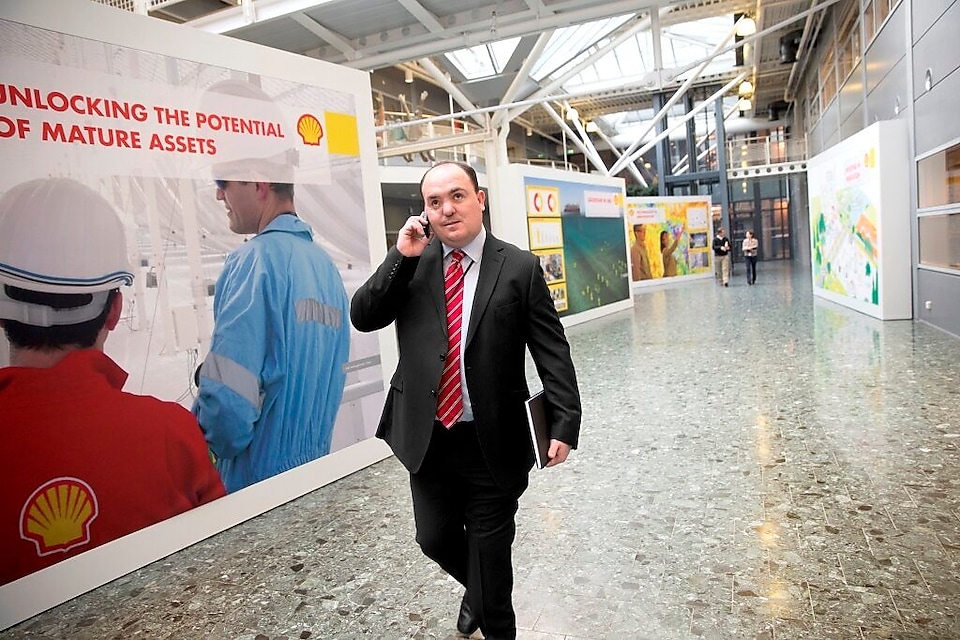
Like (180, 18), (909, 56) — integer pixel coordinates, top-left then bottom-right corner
(0, 1), (390, 629)
(497, 164), (633, 325)
(807, 120), (911, 320)
(625, 196), (713, 285)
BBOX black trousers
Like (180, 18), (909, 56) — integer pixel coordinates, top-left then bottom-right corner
(744, 255), (758, 283)
(409, 421), (527, 639)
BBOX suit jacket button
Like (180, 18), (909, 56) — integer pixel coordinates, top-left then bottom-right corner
(439, 353), (446, 360)
(430, 389), (437, 397)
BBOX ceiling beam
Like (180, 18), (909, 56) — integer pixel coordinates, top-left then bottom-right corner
(338, 0), (648, 70)
(610, 22), (737, 176)
(290, 13), (356, 60)
(395, 0), (445, 33)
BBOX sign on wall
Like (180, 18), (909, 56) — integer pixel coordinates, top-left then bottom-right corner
(807, 120), (911, 320)
(522, 175), (629, 316)
(625, 196), (713, 282)
(0, 2), (388, 628)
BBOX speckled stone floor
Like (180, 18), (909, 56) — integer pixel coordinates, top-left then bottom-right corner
(4, 261), (960, 639)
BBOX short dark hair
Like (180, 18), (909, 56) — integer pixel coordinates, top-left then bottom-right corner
(419, 161), (480, 195)
(269, 182), (295, 200)
(218, 181), (294, 200)
(1, 286), (118, 350)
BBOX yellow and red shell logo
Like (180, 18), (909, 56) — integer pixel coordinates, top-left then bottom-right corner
(20, 477), (99, 556)
(297, 114), (324, 145)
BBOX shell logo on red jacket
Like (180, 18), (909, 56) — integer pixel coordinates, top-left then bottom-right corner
(20, 477), (99, 556)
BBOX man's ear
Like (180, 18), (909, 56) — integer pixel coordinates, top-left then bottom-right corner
(255, 181), (272, 200)
(105, 292), (123, 331)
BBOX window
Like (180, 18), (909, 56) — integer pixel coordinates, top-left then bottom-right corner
(819, 43), (837, 108)
(918, 142), (960, 209)
(918, 214), (960, 270)
(864, 0), (877, 43)
(837, 14), (860, 82)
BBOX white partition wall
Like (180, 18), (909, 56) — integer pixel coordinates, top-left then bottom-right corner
(807, 120), (912, 320)
(497, 164), (633, 326)
(0, 1), (391, 629)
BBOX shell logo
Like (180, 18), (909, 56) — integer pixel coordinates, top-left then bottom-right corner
(297, 114), (324, 146)
(20, 477), (99, 556)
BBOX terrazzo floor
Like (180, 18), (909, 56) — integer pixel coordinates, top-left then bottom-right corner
(4, 261), (960, 639)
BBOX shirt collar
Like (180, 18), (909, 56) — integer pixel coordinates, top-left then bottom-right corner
(443, 226), (486, 265)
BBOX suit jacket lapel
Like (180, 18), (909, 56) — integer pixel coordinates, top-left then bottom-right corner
(466, 236), (504, 348)
(424, 239), (446, 325)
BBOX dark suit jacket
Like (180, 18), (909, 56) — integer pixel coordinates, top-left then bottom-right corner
(350, 233), (581, 489)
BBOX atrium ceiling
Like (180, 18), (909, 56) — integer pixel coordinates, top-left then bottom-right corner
(115, 0), (837, 141)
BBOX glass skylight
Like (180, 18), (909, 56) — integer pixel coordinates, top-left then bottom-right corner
(445, 13), (736, 87)
(444, 36), (520, 79)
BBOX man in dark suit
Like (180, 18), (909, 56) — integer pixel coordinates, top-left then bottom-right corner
(350, 161), (581, 639)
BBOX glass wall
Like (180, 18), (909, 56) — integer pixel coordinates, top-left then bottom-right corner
(728, 177), (792, 262)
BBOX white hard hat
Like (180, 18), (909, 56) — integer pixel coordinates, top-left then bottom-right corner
(200, 79), (298, 184)
(0, 178), (134, 327)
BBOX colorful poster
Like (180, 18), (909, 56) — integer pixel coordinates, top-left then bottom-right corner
(0, 15), (383, 592)
(526, 185), (560, 217)
(625, 197), (712, 281)
(805, 120), (910, 320)
(808, 136), (881, 305)
(523, 177), (628, 316)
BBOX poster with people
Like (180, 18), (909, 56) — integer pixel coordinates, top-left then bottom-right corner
(0, 3), (388, 627)
(625, 196), (713, 284)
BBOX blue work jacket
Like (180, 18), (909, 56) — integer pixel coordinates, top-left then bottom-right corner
(195, 215), (350, 492)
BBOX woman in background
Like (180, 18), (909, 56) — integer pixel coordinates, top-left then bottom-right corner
(742, 230), (759, 285)
(660, 225), (684, 277)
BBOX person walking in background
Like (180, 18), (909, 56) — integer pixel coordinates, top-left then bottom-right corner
(350, 161), (581, 640)
(194, 164), (350, 493)
(660, 224), (685, 278)
(0, 178), (225, 585)
(712, 227), (732, 286)
(630, 223), (652, 280)
(742, 230), (759, 285)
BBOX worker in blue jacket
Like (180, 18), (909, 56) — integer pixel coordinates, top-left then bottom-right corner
(195, 174), (350, 493)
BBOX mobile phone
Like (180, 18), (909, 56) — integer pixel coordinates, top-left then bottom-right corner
(420, 212), (432, 238)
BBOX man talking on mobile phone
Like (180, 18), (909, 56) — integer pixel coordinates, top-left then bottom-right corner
(350, 161), (581, 639)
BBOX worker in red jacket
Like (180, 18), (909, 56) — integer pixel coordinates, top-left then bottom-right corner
(0, 178), (225, 586)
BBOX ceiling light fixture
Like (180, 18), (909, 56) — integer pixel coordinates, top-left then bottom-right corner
(565, 107), (579, 122)
(404, 69), (413, 83)
(738, 80), (754, 97)
(738, 98), (753, 112)
(735, 16), (756, 37)
(526, 127), (533, 136)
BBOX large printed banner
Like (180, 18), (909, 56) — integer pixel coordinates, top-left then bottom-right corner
(625, 196), (712, 282)
(806, 120), (911, 320)
(1, 63), (341, 184)
(0, 8), (385, 614)
(523, 177), (628, 316)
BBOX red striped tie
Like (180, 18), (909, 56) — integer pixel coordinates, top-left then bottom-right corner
(437, 250), (465, 428)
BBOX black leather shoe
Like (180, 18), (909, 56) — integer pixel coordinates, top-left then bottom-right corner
(456, 597), (480, 637)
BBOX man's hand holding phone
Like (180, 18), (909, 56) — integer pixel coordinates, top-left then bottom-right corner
(396, 211), (432, 257)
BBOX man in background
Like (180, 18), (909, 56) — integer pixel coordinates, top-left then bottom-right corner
(0, 178), (225, 585)
(195, 168), (350, 493)
(713, 226), (732, 286)
(351, 161), (581, 639)
(193, 78), (350, 493)
(630, 223), (652, 280)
